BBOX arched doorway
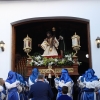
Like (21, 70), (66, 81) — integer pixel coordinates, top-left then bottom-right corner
(11, 16), (91, 100)
(11, 16), (91, 72)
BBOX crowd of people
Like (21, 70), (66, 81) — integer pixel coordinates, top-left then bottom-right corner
(0, 68), (100, 100)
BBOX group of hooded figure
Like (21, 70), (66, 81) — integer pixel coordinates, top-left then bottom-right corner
(0, 68), (48, 100)
(0, 68), (100, 100)
(3, 71), (29, 100)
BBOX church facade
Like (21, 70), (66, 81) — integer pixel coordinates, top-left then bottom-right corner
(0, 0), (100, 79)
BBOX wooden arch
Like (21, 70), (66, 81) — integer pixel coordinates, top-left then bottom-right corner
(11, 16), (91, 71)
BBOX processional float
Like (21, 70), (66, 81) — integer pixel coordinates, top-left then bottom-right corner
(23, 31), (81, 78)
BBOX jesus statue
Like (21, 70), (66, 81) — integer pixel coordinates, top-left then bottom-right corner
(38, 31), (59, 56)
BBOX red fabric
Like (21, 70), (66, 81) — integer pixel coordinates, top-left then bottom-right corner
(44, 55), (62, 59)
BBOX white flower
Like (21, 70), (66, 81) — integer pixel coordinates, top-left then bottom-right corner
(38, 60), (43, 65)
(31, 59), (34, 62)
(73, 60), (75, 63)
(35, 56), (41, 60)
(65, 55), (69, 58)
(51, 62), (54, 64)
(69, 54), (71, 57)
(68, 57), (72, 61)
(48, 62), (54, 66)
(54, 59), (58, 62)
(48, 63), (51, 66)
(62, 58), (65, 62)
(65, 54), (72, 58)
(34, 61), (39, 65)
(37, 63), (41, 66)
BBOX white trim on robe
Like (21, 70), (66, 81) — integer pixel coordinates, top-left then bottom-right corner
(28, 77), (34, 87)
(0, 86), (3, 92)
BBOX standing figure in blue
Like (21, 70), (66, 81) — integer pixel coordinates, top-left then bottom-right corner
(28, 68), (49, 87)
(28, 68), (39, 87)
(0, 78), (6, 100)
(24, 82), (29, 100)
(77, 68), (100, 100)
(5, 71), (20, 100)
(16, 73), (27, 100)
(28, 68), (39, 100)
(54, 68), (74, 100)
(96, 89), (100, 100)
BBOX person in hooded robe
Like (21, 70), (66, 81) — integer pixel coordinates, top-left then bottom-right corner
(54, 69), (74, 100)
(0, 78), (6, 100)
(28, 68), (49, 87)
(77, 68), (100, 100)
(38, 31), (59, 56)
(5, 71), (20, 100)
(16, 73), (27, 100)
(28, 68), (39, 87)
(28, 68), (39, 100)
(24, 81), (29, 100)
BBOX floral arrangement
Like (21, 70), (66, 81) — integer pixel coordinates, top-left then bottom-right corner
(30, 52), (81, 67)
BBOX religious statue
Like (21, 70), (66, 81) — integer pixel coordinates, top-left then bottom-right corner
(38, 31), (59, 56)
(58, 35), (65, 57)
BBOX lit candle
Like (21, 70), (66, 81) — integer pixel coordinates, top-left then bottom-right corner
(48, 74), (51, 78)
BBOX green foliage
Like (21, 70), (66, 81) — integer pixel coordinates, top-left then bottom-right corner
(30, 52), (81, 67)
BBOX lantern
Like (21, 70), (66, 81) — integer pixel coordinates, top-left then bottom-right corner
(96, 37), (100, 48)
(23, 35), (32, 58)
(0, 41), (5, 51)
(71, 32), (81, 57)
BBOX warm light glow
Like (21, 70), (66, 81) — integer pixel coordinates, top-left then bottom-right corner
(0, 44), (4, 47)
(48, 74), (52, 78)
(97, 40), (100, 43)
(23, 35), (32, 57)
(0, 41), (5, 51)
(96, 37), (100, 48)
(86, 54), (89, 58)
(71, 32), (81, 57)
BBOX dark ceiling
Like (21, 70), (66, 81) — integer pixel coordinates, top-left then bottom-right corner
(15, 20), (88, 55)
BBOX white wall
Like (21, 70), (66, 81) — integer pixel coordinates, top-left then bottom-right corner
(0, 0), (100, 80)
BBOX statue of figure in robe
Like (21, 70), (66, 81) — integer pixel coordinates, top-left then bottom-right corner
(58, 35), (65, 57)
(38, 31), (59, 56)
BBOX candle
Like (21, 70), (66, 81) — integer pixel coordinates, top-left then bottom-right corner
(48, 74), (51, 78)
